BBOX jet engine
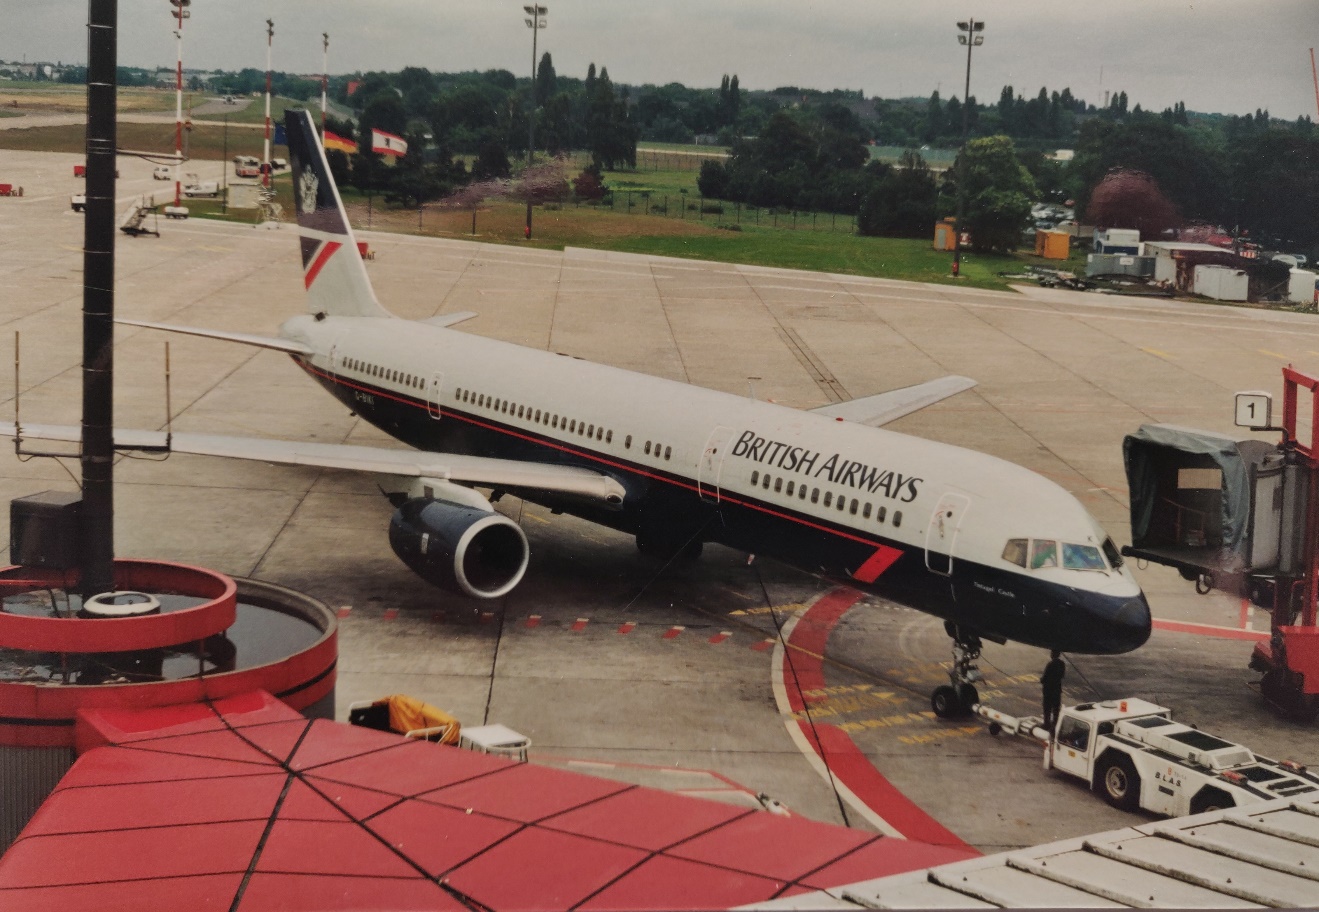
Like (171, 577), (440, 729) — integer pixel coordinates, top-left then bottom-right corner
(388, 499), (529, 599)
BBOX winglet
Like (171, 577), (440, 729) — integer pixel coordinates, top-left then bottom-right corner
(811, 376), (977, 427)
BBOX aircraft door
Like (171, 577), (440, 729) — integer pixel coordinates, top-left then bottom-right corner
(698, 426), (736, 503)
(925, 491), (971, 575)
(427, 373), (444, 419)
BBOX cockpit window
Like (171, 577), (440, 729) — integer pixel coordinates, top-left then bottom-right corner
(1002, 539), (1028, 567)
(1029, 539), (1058, 569)
(1009, 538), (1113, 572)
(1062, 543), (1106, 570)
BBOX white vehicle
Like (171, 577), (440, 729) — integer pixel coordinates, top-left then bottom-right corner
(69, 193), (85, 212)
(977, 698), (1319, 816)
(152, 166), (171, 180)
(181, 173), (219, 198)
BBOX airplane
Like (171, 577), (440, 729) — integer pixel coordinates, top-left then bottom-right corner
(11, 109), (1151, 717)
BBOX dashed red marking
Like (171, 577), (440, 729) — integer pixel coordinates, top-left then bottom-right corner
(335, 606), (352, 619)
(662, 625), (685, 640)
(851, 545), (903, 584)
(708, 631), (732, 645)
(616, 622), (636, 634)
(525, 615), (542, 628)
(571, 618), (589, 632)
(750, 638), (775, 652)
(381, 608), (399, 621)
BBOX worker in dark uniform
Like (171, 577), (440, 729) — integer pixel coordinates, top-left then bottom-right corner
(1041, 650), (1066, 733)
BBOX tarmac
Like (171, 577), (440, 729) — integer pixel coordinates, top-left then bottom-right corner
(3, 147), (1319, 855)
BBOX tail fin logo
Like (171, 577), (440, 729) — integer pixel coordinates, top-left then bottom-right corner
(297, 169), (319, 216)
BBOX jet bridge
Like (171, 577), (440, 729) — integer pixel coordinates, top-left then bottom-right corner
(1121, 368), (1319, 721)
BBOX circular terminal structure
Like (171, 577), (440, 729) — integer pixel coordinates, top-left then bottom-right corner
(80, 591), (161, 619)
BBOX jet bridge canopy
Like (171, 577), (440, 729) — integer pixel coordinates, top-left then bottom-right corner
(1122, 423), (1281, 576)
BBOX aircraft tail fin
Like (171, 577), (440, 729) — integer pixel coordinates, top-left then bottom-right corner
(284, 108), (390, 319)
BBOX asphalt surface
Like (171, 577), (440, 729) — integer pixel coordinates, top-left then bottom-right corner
(2, 147), (1317, 854)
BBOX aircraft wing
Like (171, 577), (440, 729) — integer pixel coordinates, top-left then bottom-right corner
(116, 319), (313, 356)
(2, 423), (626, 505)
(810, 375), (977, 427)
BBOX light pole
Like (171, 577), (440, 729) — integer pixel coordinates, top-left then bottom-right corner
(262, 17), (273, 188)
(523, 4), (547, 239)
(951, 17), (983, 278)
(169, 0), (190, 206)
(321, 32), (329, 137)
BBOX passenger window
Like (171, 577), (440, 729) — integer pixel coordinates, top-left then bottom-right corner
(893, 511), (902, 528)
(664, 446), (671, 460)
(837, 496), (846, 512)
(774, 478), (782, 493)
(1030, 540), (1058, 569)
(1002, 539), (1028, 567)
(811, 488), (819, 504)
(849, 499), (858, 515)
(763, 474), (770, 489)
(786, 481), (794, 496)
(606, 430), (612, 443)
(625, 435), (632, 449)
(823, 492), (832, 507)
(597, 428), (604, 441)
(518, 406), (525, 418)
(799, 486), (807, 500)
(877, 506), (887, 522)
(645, 441), (652, 455)
(534, 409), (541, 422)
(587, 424), (594, 437)
(862, 503), (871, 519)
(751, 471), (759, 485)
(552, 416), (559, 429)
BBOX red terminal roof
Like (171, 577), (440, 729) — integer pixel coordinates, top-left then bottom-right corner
(0, 691), (974, 910)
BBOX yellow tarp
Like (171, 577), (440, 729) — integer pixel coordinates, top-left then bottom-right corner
(383, 694), (460, 744)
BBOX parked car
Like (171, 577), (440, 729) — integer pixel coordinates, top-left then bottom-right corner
(152, 166), (171, 180)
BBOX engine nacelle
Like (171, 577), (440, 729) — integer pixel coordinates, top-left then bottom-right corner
(388, 499), (529, 599)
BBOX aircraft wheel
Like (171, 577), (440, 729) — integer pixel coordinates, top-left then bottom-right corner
(1095, 752), (1141, 811)
(957, 683), (979, 712)
(988, 721), (1002, 737)
(931, 685), (961, 719)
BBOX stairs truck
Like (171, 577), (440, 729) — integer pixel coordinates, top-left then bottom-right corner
(975, 698), (1319, 817)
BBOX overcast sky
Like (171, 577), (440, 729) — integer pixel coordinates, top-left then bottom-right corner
(4, 1), (1316, 120)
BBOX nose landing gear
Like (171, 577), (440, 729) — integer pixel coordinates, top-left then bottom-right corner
(932, 624), (983, 718)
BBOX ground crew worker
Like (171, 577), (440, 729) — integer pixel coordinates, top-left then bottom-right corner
(1041, 650), (1065, 732)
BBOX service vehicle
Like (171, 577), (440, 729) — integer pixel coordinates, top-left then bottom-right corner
(181, 174), (219, 198)
(152, 166), (171, 180)
(69, 193), (85, 212)
(976, 698), (1319, 817)
(233, 155), (261, 178)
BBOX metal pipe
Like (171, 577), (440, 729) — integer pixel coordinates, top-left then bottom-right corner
(263, 18), (273, 188)
(82, 0), (118, 595)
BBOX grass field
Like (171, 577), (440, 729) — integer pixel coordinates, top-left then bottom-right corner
(0, 109), (1037, 291)
(0, 82), (179, 114)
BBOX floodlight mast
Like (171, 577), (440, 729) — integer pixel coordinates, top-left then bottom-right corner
(523, 4), (547, 239)
(951, 17), (984, 278)
(263, 18), (273, 188)
(170, 0), (190, 206)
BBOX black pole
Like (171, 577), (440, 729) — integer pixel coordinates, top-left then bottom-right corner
(82, 0), (117, 596)
(952, 19), (981, 278)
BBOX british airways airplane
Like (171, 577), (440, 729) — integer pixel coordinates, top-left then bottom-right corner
(17, 110), (1151, 716)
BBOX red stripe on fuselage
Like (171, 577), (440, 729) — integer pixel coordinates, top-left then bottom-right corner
(293, 358), (909, 559)
(304, 240), (342, 289)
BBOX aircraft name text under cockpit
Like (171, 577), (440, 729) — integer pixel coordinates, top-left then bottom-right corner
(730, 429), (922, 502)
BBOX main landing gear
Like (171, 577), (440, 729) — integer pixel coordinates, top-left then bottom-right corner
(931, 623), (983, 718)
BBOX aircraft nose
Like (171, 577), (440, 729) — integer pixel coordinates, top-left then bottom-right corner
(1107, 592), (1152, 653)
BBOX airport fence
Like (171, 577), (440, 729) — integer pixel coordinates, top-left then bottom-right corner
(567, 191), (859, 234)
